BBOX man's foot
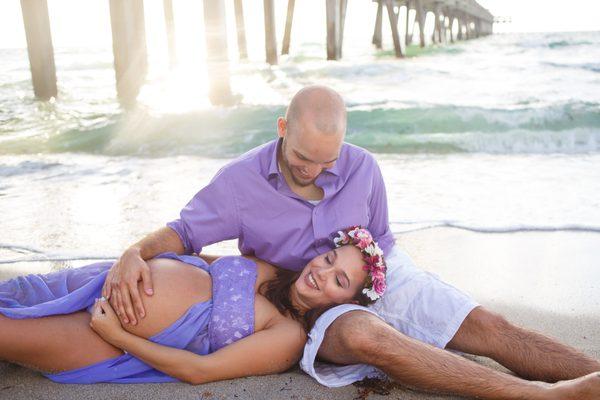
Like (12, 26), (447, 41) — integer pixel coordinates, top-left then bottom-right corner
(548, 372), (600, 399)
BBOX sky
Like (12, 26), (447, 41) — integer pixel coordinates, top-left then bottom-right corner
(478, 0), (600, 33)
(0, 0), (598, 50)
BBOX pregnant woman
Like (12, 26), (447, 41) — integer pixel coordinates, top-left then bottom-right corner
(0, 226), (386, 385)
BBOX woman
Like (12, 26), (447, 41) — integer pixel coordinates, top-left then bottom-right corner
(0, 226), (386, 385)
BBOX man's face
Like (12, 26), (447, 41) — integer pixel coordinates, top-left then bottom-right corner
(278, 118), (343, 187)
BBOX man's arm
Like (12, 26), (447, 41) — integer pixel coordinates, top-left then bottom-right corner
(102, 226), (184, 325)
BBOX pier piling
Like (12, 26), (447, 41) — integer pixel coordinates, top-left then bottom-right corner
(372, 0), (383, 49)
(20, 0), (57, 100)
(384, 0), (403, 57)
(233, 0), (248, 59)
(432, 4), (441, 44)
(415, 0), (426, 47)
(163, 0), (176, 68)
(282, 0), (295, 55)
(109, 0), (147, 107)
(203, 0), (233, 105)
(338, 0), (348, 58)
(326, 0), (341, 60)
(263, 0), (278, 65)
(405, 1), (413, 46)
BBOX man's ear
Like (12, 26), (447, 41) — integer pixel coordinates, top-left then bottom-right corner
(277, 117), (287, 139)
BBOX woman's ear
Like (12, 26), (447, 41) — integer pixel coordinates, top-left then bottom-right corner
(350, 299), (359, 305)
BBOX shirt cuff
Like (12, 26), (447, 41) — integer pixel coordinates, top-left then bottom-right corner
(166, 220), (196, 255)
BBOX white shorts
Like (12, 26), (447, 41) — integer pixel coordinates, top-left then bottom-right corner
(300, 246), (479, 387)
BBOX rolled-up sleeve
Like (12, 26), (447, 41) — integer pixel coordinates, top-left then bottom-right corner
(167, 168), (241, 254)
(367, 161), (395, 255)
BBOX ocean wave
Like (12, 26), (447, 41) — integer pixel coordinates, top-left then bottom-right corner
(1, 102), (599, 156)
(547, 40), (593, 48)
(516, 33), (598, 49)
(543, 61), (600, 73)
(390, 221), (600, 234)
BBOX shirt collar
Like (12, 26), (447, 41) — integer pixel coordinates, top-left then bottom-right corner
(267, 138), (282, 178)
(324, 158), (340, 177)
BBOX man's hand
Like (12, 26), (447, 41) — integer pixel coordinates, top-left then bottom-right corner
(101, 247), (153, 325)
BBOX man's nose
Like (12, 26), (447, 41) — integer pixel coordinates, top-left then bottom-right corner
(306, 163), (322, 176)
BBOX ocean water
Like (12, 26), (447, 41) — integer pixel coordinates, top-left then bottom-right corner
(1, 30), (600, 262)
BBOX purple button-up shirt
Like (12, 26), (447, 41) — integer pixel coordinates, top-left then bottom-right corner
(167, 139), (394, 271)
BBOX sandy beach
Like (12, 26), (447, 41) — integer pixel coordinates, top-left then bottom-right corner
(1, 2), (599, 396)
(2, 227), (598, 399)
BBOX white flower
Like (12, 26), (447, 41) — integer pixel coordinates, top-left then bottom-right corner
(362, 287), (380, 301)
(363, 243), (384, 258)
(355, 229), (371, 239)
(364, 244), (376, 256)
(333, 231), (348, 247)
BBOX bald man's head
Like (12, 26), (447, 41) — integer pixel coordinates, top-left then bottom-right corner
(276, 86), (346, 188)
(285, 85), (347, 139)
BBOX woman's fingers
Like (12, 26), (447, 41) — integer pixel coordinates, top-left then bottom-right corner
(98, 297), (116, 317)
(92, 298), (101, 316)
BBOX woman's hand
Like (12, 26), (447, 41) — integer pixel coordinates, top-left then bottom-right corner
(90, 298), (128, 346)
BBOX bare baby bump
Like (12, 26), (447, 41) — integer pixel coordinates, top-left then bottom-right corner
(122, 258), (212, 339)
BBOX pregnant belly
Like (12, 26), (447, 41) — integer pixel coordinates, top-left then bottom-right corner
(122, 258), (212, 339)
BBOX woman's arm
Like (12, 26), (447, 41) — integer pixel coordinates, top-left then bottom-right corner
(91, 298), (306, 384)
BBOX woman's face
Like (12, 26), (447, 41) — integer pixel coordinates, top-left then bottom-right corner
(292, 245), (368, 311)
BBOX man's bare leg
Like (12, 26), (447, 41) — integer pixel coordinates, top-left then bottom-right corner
(318, 310), (600, 400)
(447, 307), (600, 382)
(0, 313), (122, 373)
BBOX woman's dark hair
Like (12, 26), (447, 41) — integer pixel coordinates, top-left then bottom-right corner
(259, 265), (375, 332)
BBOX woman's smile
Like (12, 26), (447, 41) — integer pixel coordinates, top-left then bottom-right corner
(305, 271), (320, 290)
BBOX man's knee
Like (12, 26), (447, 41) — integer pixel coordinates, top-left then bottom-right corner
(318, 310), (396, 365)
(451, 306), (514, 354)
(466, 306), (512, 334)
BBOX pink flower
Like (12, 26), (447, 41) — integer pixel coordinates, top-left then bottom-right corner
(373, 278), (386, 295)
(364, 254), (381, 266)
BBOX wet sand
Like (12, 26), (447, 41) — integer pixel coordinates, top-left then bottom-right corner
(1, 228), (599, 399)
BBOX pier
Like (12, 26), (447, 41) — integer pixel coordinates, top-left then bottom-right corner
(368, 0), (494, 57)
(18, 0), (493, 106)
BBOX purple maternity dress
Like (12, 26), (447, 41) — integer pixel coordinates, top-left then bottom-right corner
(0, 253), (257, 383)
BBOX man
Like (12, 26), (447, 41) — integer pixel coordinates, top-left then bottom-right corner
(103, 86), (600, 399)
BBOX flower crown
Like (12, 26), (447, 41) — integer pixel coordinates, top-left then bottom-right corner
(332, 226), (386, 301)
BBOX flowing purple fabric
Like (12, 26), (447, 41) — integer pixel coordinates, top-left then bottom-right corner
(0, 253), (257, 384)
